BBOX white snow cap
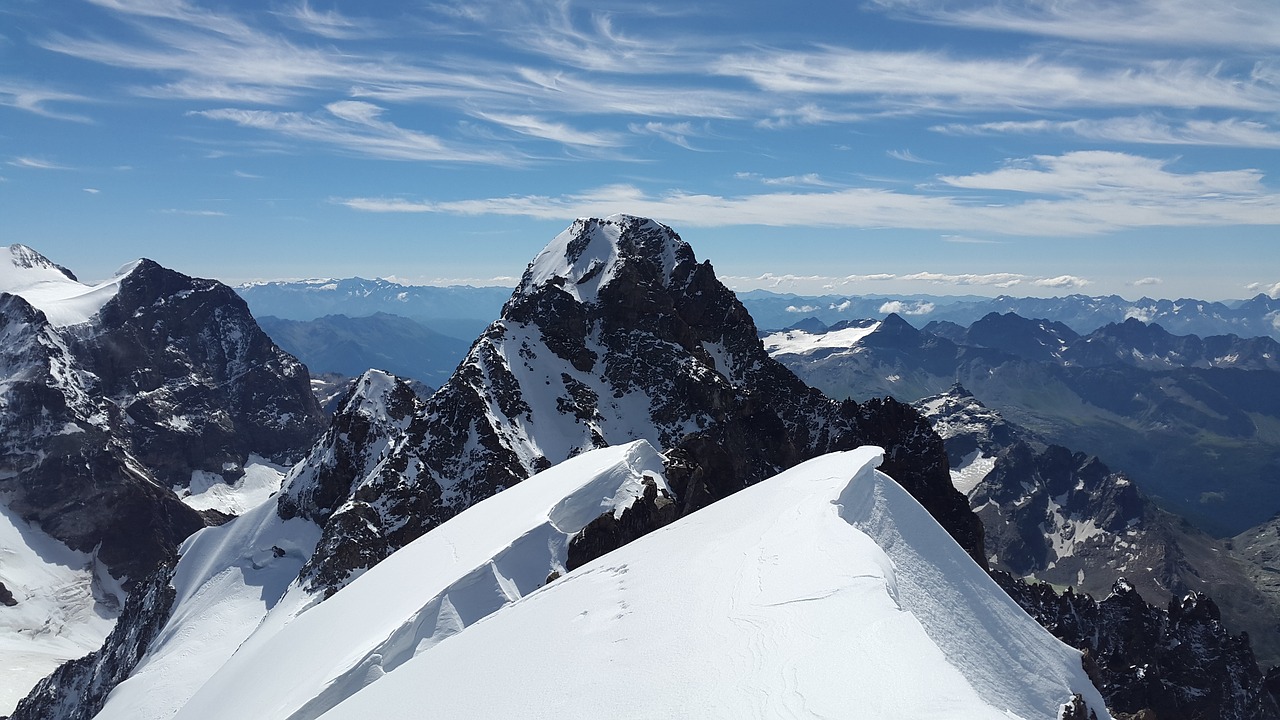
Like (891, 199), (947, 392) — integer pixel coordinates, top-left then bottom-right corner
(517, 214), (691, 305)
(0, 244), (139, 327)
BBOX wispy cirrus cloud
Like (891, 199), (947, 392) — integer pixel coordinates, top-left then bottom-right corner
(933, 116), (1280, 148)
(871, 0), (1280, 51)
(157, 208), (226, 216)
(472, 112), (623, 150)
(1131, 276), (1163, 287)
(337, 151), (1280, 235)
(8, 156), (72, 170)
(719, 271), (1089, 293)
(0, 82), (93, 123)
(713, 48), (1280, 112)
(629, 121), (708, 150)
(191, 102), (520, 164)
(275, 1), (378, 40)
(887, 149), (936, 164)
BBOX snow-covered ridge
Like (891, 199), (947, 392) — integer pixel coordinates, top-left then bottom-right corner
(762, 319), (881, 356)
(99, 443), (1108, 720)
(95, 441), (670, 720)
(304, 446), (1106, 719)
(0, 245), (140, 327)
(516, 214), (688, 305)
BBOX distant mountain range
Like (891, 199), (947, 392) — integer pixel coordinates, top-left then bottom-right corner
(257, 312), (469, 387)
(739, 290), (1280, 341)
(764, 313), (1280, 538)
(236, 278), (510, 342)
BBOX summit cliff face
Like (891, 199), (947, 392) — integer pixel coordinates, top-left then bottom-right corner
(280, 215), (982, 596)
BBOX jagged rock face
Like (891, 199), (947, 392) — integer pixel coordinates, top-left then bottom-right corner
(284, 216), (983, 595)
(81, 259), (323, 483)
(972, 443), (1153, 588)
(919, 385), (1193, 599)
(10, 564), (177, 720)
(0, 293), (204, 583)
(998, 575), (1280, 720)
(0, 253), (324, 585)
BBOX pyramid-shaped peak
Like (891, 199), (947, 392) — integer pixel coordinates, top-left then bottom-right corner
(515, 215), (695, 305)
(3, 244), (78, 283)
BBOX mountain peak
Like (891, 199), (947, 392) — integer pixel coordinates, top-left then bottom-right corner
(514, 215), (693, 305)
(5, 244), (77, 280)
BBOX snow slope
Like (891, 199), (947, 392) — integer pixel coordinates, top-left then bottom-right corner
(124, 444), (1105, 720)
(90, 499), (321, 720)
(0, 245), (136, 327)
(0, 504), (122, 716)
(174, 455), (290, 516)
(761, 320), (881, 356)
(95, 441), (669, 720)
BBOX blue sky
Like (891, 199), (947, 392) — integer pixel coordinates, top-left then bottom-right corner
(3, 0), (1279, 300)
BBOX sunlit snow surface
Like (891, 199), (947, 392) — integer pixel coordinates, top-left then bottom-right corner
(114, 443), (1107, 720)
(0, 504), (122, 715)
(312, 446), (1108, 720)
(0, 245), (136, 327)
(951, 450), (997, 496)
(761, 321), (881, 356)
(174, 456), (289, 516)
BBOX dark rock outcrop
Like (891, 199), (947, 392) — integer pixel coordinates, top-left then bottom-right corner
(0, 253), (323, 586)
(999, 574), (1280, 720)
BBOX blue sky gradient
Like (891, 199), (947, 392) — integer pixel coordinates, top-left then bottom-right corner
(3, 0), (1278, 299)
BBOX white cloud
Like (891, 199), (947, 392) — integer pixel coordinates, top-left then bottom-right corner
(900, 271), (1026, 287)
(337, 150), (1280, 236)
(83, 188), (100, 194)
(941, 235), (1000, 244)
(786, 305), (820, 313)
(631, 121), (705, 150)
(0, 82), (93, 123)
(474, 112), (623, 149)
(736, 172), (833, 187)
(192, 104), (519, 164)
(1033, 275), (1091, 289)
(157, 208), (227, 216)
(276, 1), (376, 40)
(872, 0), (1280, 51)
(7, 156), (71, 170)
(887, 149), (935, 164)
(1131, 276), (1163, 286)
(714, 48), (1280, 112)
(879, 300), (936, 315)
(1245, 281), (1280, 298)
(933, 116), (1280, 149)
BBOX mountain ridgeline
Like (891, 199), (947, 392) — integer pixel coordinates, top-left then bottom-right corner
(11, 218), (1280, 719)
(12, 216), (987, 719)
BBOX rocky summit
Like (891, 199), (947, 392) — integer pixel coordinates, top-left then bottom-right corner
(281, 214), (982, 596)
